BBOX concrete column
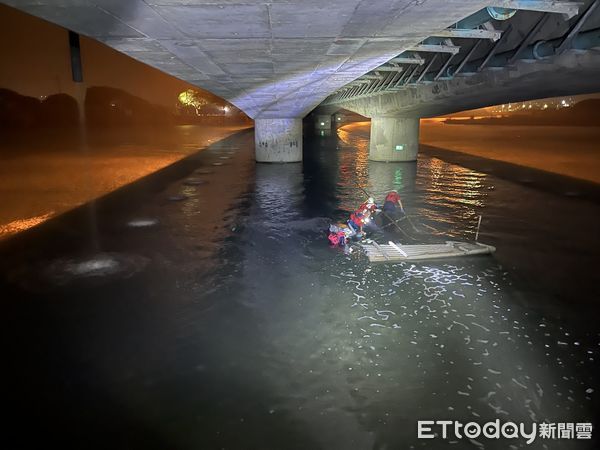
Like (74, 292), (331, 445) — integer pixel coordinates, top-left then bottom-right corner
(254, 118), (302, 163)
(315, 114), (332, 130)
(333, 113), (344, 127)
(369, 116), (420, 162)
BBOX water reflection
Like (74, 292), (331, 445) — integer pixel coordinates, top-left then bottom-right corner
(365, 161), (418, 196)
(333, 258), (596, 449)
(335, 122), (486, 240)
(255, 163), (305, 230)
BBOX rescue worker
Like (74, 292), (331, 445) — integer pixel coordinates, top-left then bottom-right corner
(348, 210), (366, 236)
(383, 190), (404, 214)
(327, 223), (354, 254)
(358, 197), (378, 215)
(328, 223), (349, 247)
(348, 198), (375, 237)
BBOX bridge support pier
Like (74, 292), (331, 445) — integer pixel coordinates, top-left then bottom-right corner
(315, 114), (334, 135)
(369, 116), (419, 162)
(315, 114), (333, 131)
(333, 113), (345, 126)
(254, 118), (302, 163)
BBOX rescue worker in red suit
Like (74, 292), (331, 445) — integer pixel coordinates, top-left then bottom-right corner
(358, 198), (378, 215)
(383, 190), (404, 215)
(348, 197), (376, 236)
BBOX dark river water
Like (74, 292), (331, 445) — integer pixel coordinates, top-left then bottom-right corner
(1, 125), (598, 450)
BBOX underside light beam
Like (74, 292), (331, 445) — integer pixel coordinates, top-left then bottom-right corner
(364, 78), (380, 96)
(407, 44), (461, 54)
(376, 72), (395, 91)
(376, 65), (406, 71)
(391, 64), (414, 89)
(349, 83), (364, 94)
(380, 70), (401, 91)
(478, 24), (513, 71)
(386, 67), (405, 88)
(434, 53), (455, 81)
(415, 54), (439, 83)
(389, 56), (426, 65)
(394, 65), (419, 89)
(364, 77), (378, 95)
(491, 1), (581, 19)
(405, 65), (421, 85)
(344, 80), (368, 90)
(355, 84), (368, 98)
(369, 75), (385, 94)
(399, 64), (418, 85)
(507, 12), (550, 64)
(339, 88), (352, 101)
(372, 72), (389, 92)
(364, 82), (378, 96)
(431, 27), (503, 40)
(555, 0), (599, 54)
(358, 81), (372, 96)
(356, 81), (370, 95)
(345, 86), (358, 98)
(354, 80), (371, 87)
(453, 39), (483, 75)
(482, 21), (502, 42)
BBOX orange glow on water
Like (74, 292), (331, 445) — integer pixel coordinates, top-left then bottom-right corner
(0, 125), (250, 240)
(0, 212), (54, 237)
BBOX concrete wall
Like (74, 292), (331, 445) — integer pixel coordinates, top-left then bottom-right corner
(370, 117), (419, 162)
(254, 118), (302, 163)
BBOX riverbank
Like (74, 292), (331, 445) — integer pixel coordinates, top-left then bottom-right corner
(420, 121), (600, 184)
(0, 124), (251, 239)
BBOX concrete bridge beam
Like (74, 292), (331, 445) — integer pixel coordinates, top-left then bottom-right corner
(255, 118), (303, 163)
(369, 117), (420, 162)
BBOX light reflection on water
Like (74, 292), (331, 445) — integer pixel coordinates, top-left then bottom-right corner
(336, 122), (488, 239)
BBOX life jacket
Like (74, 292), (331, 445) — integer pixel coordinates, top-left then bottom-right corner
(328, 232), (339, 245)
(328, 230), (346, 246)
(358, 201), (377, 213)
(350, 210), (366, 226)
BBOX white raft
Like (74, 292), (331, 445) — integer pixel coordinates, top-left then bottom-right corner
(361, 241), (496, 263)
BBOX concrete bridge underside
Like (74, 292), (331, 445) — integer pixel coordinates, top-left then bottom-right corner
(3, 0), (600, 162)
(320, 47), (600, 161)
